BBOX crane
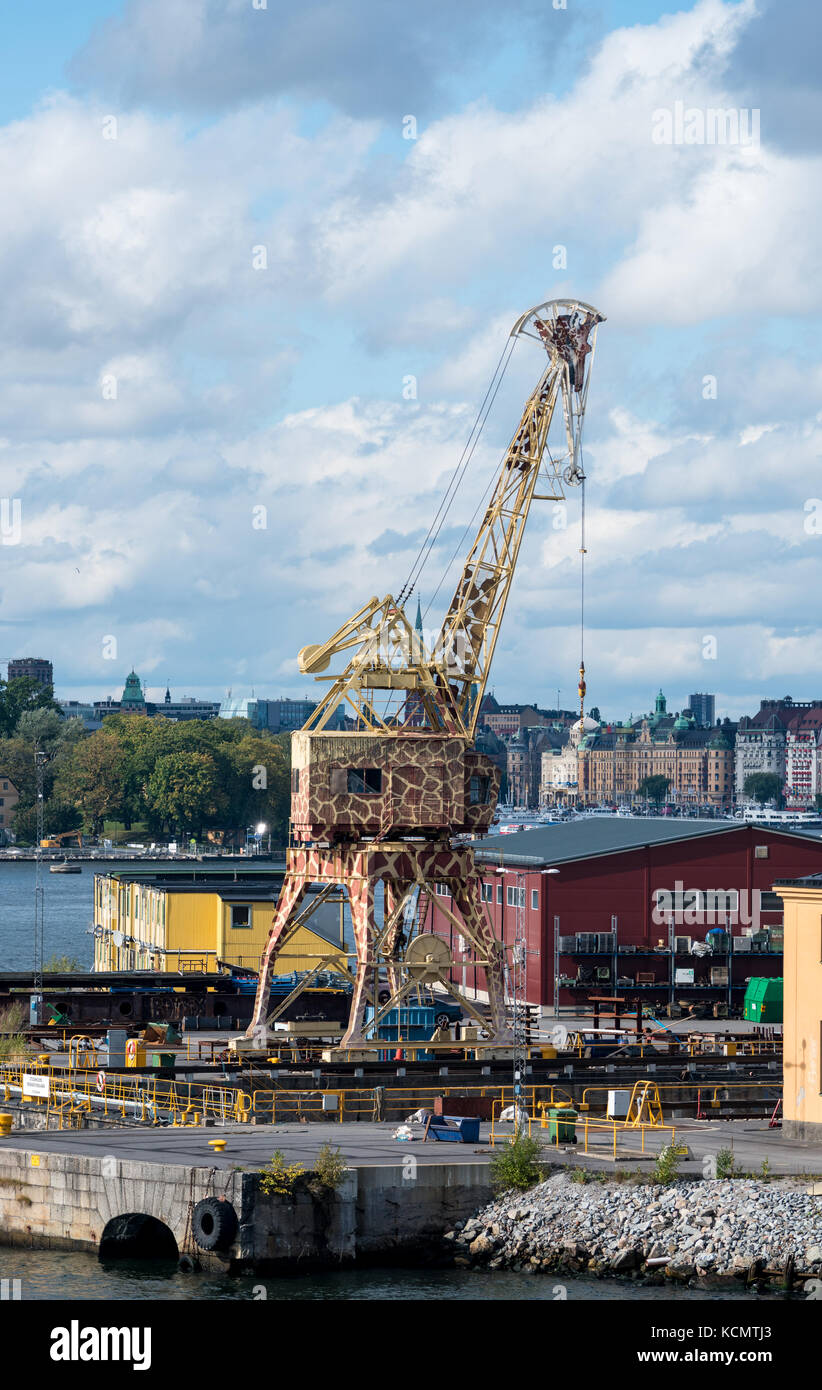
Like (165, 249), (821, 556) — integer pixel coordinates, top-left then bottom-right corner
(244, 299), (604, 1049)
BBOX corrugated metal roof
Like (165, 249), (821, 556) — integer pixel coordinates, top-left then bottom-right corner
(471, 816), (822, 866)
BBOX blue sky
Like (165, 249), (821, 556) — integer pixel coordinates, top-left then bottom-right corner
(0, 0), (821, 723)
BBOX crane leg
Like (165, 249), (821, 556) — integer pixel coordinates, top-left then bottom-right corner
(340, 875), (377, 1047)
(244, 871), (307, 1043)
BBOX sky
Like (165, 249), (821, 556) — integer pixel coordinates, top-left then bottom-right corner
(0, 0), (820, 722)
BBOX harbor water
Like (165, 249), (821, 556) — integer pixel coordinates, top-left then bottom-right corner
(0, 1249), (769, 1301)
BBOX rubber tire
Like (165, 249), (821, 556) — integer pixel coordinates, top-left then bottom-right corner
(192, 1197), (238, 1252)
(435, 1013), (452, 1030)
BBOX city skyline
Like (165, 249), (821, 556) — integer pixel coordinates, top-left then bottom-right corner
(0, 1), (820, 721)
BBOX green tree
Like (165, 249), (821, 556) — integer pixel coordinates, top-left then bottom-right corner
(743, 772), (782, 807)
(12, 796), (82, 845)
(147, 750), (227, 836)
(53, 729), (129, 835)
(0, 677), (60, 737)
(638, 774), (671, 806)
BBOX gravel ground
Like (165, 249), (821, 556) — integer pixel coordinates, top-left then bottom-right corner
(445, 1175), (822, 1288)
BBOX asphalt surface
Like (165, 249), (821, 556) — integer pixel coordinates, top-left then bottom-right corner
(2, 1117), (820, 1177)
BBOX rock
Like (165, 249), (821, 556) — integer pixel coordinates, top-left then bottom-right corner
(806, 1245), (822, 1264)
(610, 1248), (642, 1272)
(469, 1234), (495, 1257)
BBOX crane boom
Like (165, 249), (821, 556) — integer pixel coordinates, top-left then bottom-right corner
(432, 299), (603, 736)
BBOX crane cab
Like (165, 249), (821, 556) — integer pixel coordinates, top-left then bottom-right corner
(290, 731), (499, 844)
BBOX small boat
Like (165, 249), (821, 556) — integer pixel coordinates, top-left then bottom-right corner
(49, 860), (82, 874)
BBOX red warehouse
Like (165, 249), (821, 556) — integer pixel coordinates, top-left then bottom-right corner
(424, 819), (822, 1013)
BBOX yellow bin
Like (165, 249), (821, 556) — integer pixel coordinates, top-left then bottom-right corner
(0, 1114), (13, 1137)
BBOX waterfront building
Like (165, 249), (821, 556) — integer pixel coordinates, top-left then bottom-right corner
(774, 870), (822, 1141)
(507, 727), (564, 807)
(93, 865), (348, 976)
(735, 697), (822, 804)
(784, 709), (822, 808)
(7, 657), (53, 689)
(0, 775), (19, 835)
(426, 819), (822, 1009)
(541, 691), (735, 809)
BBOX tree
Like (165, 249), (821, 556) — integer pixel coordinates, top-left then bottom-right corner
(147, 750), (227, 836)
(638, 774), (671, 806)
(12, 796), (82, 845)
(743, 772), (782, 807)
(0, 677), (60, 737)
(53, 729), (129, 835)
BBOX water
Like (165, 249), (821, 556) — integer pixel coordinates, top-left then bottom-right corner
(0, 859), (106, 971)
(0, 1249), (767, 1300)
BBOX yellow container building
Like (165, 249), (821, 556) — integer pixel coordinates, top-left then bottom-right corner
(93, 865), (347, 979)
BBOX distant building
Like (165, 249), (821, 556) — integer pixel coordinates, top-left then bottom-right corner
(507, 726), (564, 807)
(59, 701), (103, 732)
(8, 657), (53, 689)
(688, 692), (716, 728)
(784, 709), (822, 808)
(147, 687), (220, 722)
(735, 697), (822, 804)
(0, 775), (20, 835)
(542, 690), (735, 809)
(480, 701), (548, 742)
(120, 670), (146, 714)
(219, 695), (345, 733)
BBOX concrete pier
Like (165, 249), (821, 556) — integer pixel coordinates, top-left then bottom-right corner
(1, 1117), (821, 1272)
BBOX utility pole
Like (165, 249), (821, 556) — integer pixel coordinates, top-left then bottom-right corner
(33, 748), (49, 995)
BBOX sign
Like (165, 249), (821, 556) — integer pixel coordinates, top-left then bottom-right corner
(96, 1071), (107, 1093)
(22, 1074), (49, 1100)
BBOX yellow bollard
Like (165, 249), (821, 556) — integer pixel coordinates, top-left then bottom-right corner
(208, 1138), (226, 1153)
(0, 1114), (13, 1137)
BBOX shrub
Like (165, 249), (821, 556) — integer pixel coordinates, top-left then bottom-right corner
(716, 1148), (736, 1179)
(490, 1132), (545, 1192)
(259, 1150), (306, 1197)
(311, 1142), (347, 1192)
(44, 955), (80, 972)
(653, 1143), (681, 1185)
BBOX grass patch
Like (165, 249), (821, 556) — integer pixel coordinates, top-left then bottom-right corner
(0, 1002), (29, 1062)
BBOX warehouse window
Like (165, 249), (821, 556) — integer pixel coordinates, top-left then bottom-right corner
(506, 886), (526, 908)
(496, 883), (503, 905)
(436, 883), (450, 897)
(291, 768), (300, 793)
(531, 889), (539, 911)
(231, 905), (251, 929)
(346, 768), (382, 794)
(754, 845), (768, 859)
(481, 883), (493, 902)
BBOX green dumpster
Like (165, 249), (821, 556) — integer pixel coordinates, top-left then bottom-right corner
(149, 1051), (176, 1072)
(743, 977), (783, 1024)
(548, 1104), (577, 1143)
